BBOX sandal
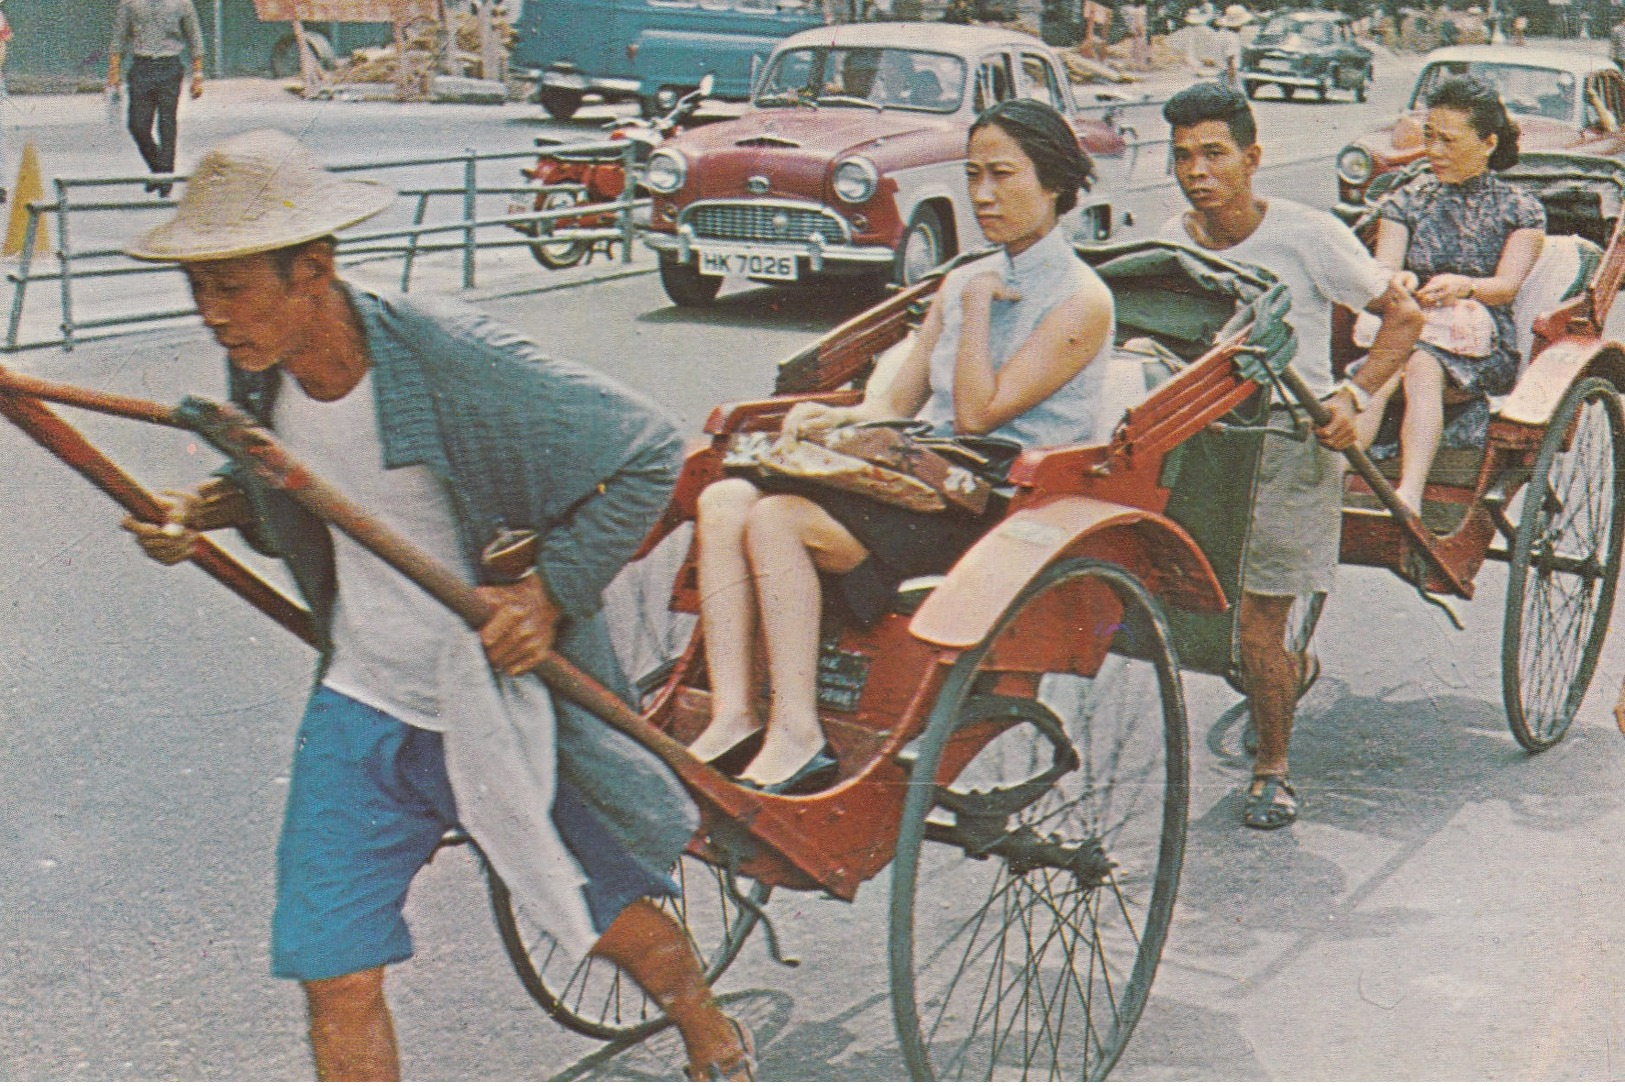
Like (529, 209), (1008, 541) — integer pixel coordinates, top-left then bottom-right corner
(685, 1016), (756, 1081)
(1243, 774), (1298, 830)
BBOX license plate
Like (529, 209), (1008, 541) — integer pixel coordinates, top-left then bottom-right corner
(696, 246), (798, 281)
(1259, 58), (1293, 72)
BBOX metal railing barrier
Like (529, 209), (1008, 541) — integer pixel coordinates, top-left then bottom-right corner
(5, 140), (646, 353)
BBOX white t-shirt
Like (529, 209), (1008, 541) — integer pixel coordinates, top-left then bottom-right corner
(1160, 198), (1389, 397)
(274, 369), (476, 732)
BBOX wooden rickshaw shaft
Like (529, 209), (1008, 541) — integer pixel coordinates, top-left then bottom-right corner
(171, 398), (773, 825)
(0, 370), (822, 895)
(1274, 365), (1472, 598)
(0, 372), (316, 646)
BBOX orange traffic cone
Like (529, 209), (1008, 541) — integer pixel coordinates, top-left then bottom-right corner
(5, 139), (50, 258)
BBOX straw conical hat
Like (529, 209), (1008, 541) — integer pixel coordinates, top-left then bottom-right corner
(127, 129), (394, 262)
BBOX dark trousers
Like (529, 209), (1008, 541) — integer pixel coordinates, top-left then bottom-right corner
(126, 55), (184, 175)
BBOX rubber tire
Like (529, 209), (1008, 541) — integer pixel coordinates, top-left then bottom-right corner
(1502, 376), (1625, 752)
(1243, 79), (1260, 99)
(1315, 78), (1329, 101)
(1282, 84), (1296, 101)
(1355, 71), (1370, 103)
(889, 558), (1188, 1081)
(527, 188), (591, 270)
(893, 204), (949, 289)
(658, 255), (723, 307)
(489, 858), (768, 1041)
(539, 86), (585, 121)
(269, 29), (333, 79)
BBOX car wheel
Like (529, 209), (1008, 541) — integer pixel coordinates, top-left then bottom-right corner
(1282, 84), (1296, 101)
(659, 255), (722, 307)
(1243, 79), (1259, 99)
(539, 87), (584, 121)
(894, 205), (949, 288)
(1355, 71), (1370, 103)
(1315, 78), (1329, 101)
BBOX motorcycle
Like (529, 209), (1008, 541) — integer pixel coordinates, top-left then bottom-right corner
(511, 74), (713, 270)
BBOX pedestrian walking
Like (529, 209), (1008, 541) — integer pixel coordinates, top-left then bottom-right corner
(119, 130), (756, 1082)
(1213, 4), (1252, 91)
(108, 0), (205, 197)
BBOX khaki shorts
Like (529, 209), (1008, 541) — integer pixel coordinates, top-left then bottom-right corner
(1242, 415), (1344, 597)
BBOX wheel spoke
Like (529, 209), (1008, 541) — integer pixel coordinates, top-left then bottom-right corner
(1506, 381), (1625, 752)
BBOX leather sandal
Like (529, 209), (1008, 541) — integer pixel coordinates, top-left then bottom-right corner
(1243, 774), (1299, 831)
(685, 1016), (756, 1081)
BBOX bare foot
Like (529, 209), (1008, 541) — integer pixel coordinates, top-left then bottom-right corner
(687, 710), (762, 765)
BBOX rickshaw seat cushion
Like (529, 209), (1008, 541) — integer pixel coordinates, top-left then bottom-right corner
(1512, 233), (1603, 368)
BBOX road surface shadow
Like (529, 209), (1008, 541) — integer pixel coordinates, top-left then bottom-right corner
(1183, 683), (1621, 967)
(1113, 995), (1272, 1080)
(638, 281), (884, 331)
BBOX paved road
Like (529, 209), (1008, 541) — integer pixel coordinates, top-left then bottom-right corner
(6, 46), (1625, 1081)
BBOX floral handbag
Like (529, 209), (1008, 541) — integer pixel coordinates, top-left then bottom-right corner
(723, 421), (1018, 516)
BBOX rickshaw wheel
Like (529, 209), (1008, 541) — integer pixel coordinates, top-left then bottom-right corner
(888, 558), (1189, 1081)
(528, 189), (591, 270)
(1503, 376), (1625, 752)
(488, 855), (769, 1041)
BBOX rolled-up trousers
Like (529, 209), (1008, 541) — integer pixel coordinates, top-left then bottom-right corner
(126, 55), (184, 175)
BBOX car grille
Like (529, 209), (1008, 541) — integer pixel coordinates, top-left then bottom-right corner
(687, 203), (848, 245)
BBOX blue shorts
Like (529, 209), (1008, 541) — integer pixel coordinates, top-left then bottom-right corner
(271, 686), (675, 982)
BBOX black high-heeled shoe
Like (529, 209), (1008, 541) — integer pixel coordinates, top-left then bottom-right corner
(701, 729), (765, 777)
(743, 744), (840, 796)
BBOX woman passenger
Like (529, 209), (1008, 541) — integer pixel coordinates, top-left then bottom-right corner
(1362, 75), (1545, 510)
(684, 99), (1116, 792)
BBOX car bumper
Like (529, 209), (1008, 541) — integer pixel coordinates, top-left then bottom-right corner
(540, 70), (641, 96)
(1241, 69), (1327, 88)
(643, 227), (896, 274)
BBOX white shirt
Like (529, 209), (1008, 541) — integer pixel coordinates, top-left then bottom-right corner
(1160, 198), (1389, 397)
(273, 369), (477, 732)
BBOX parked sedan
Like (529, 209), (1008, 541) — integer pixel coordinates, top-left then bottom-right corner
(641, 22), (1126, 307)
(1241, 11), (1372, 102)
(1335, 45), (1625, 219)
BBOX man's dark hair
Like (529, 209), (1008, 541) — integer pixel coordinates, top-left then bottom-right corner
(270, 235), (338, 283)
(1427, 75), (1521, 171)
(969, 98), (1094, 215)
(1161, 81), (1257, 149)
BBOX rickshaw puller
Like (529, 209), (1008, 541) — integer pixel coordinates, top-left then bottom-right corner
(119, 131), (754, 1081)
(1160, 83), (1424, 830)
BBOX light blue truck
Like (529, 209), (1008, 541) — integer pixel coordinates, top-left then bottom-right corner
(510, 0), (826, 119)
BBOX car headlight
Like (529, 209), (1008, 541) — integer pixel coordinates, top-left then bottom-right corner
(832, 157), (878, 204)
(645, 150), (686, 194)
(1336, 145), (1374, 186)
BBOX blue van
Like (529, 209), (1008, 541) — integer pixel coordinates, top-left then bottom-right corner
(511, 0), (825, 118)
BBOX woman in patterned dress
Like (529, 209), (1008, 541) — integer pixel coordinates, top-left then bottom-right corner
(1362, 75), (1546, 510)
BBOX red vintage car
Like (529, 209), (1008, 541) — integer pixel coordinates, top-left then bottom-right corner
(641, 21), (1129, 306)
(1334, 45), (1625, 222)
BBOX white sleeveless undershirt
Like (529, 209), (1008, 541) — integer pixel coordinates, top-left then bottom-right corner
(273, 369), (474, 732)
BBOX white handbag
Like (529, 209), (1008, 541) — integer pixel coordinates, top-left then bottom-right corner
(1353, 298), (1495, 359)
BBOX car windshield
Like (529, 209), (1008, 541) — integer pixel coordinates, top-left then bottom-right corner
(1411, 61), (1578, 120)
(1257, 16), (1335, 44)
(755, 47), (967, 112)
